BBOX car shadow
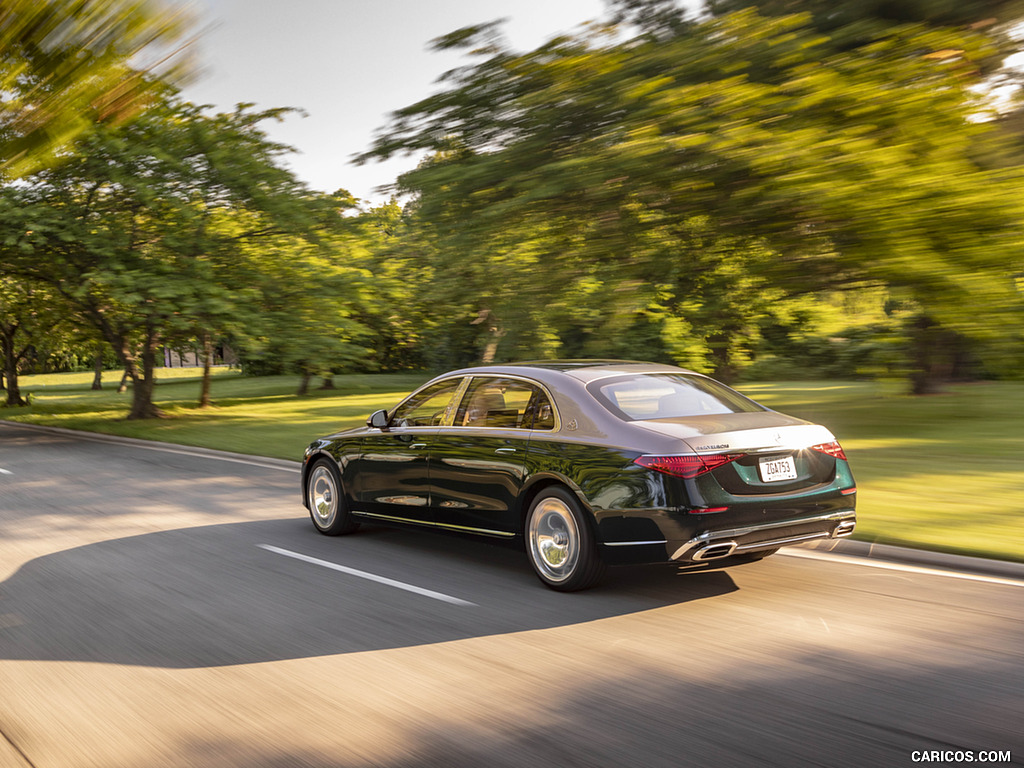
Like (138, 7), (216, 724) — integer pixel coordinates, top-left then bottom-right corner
(0, 518), (739, 669)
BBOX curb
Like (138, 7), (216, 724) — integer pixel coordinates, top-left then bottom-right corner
(796, 538), (1024, 582)
(4, 419), (1021, 582)
(0, 419), (302, 472)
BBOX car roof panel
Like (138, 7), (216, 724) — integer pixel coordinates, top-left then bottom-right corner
(446, 360), (695, 384)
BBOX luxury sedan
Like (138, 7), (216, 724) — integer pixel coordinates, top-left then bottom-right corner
(301, 361), (857, 591)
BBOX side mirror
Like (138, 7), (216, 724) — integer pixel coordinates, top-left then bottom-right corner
(367, 409), (389, 430)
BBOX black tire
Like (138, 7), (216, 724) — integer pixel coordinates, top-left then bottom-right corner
(525, 487), (606, 591)
(306, 458), (359, 535)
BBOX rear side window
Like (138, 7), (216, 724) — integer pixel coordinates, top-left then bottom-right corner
(589, 374), (765, 421)
(455, 377), (555, 430)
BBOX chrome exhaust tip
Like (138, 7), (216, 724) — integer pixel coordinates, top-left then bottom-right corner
(692, 541), (737, 561)
(834, 520), (856, 538)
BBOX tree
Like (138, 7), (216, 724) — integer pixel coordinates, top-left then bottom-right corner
(704, 0), (1024, 34)
(0, 277), (39, 406)
(339, 200), (436, 372)
(0, 93), (328, 417)
(0, 276), (83, 405)
(1, 0), (193, 180)
(361, 10), (1024, 389)
(228, 223), (372, 396)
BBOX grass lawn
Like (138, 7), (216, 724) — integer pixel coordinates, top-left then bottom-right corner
(4, 368), (1022, 562)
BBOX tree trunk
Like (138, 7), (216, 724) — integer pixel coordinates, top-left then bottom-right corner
(297, 371), (313, 396)
(709, 332), (737, 384)
(199, 331), (213, 408)
(127, 337), (162, 419)
(117, 368), (131, 393)
(80, 306), (162, 417)
(91, 345), (104, 390)
(909, 316), (942, 396)
(481, 327), (506, 364)
(319, 374), (335, 390)
(473, 308), (506, 364)
(0, 326), (25, 406)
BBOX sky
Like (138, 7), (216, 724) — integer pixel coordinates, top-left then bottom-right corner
(181, 0), (612, 206)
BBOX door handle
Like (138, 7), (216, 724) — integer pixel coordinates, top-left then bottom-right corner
(410, 443), (428, 449)
(495, 447), (516, 454)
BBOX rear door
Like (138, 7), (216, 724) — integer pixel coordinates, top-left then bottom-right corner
(428, 376), (554, 536)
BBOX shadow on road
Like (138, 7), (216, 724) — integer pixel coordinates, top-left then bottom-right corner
(164, 655), (1022, 768)
(0, 518), (738, 668)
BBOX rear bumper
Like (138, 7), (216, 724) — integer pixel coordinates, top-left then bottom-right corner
(670, 509), (856, 562)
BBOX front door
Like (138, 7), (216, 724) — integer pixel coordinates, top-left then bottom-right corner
(351, 377), (464, 525)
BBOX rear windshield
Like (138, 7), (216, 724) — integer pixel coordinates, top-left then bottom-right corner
(588, 373), (766, 421)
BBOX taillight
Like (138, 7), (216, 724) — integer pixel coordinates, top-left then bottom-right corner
(811, 441), (847, 461)
(633, 453), (744, 479)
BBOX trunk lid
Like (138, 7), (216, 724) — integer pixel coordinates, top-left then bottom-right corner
(634, 412), (834, 453)
(633, 412), (839, 495)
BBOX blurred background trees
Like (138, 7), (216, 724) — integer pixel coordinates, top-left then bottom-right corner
(362, 0), (1024, 391)
(2, 0), (1023, 416)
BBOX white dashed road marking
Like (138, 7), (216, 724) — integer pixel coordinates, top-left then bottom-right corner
(258, 544), (478, 606)
(0, 467), (11, 475)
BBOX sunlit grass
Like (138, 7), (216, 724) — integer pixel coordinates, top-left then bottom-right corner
(22, 365), (240, 390)
(7, 368), (429, 458)
(742, 379), (1024, 561)
(4, 371), (1022, 562)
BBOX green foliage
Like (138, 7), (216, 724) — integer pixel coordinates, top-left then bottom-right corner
(706, 0), (1024, 26)
(329, 200), (433, 373)
(229, 230), (372, 389)
(0, 0), (193, 180)
(4, 2), (1023, 401)
(703, 0), (1024, 84)
(0, 92), (367, 415)
(360, 8), (1024, 386)
(0, 276), (88, 404)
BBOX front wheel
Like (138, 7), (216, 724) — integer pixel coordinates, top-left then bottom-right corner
(525, 487), (606, 591)
(306, 458), (359, 535)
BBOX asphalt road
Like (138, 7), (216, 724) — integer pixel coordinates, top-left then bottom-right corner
(0, 421), (1021, 768)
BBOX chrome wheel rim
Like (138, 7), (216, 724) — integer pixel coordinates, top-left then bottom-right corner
(309, 466), (337, 528)
(529, 497), (579, 583)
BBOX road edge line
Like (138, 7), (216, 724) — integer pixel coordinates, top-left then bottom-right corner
(0, 419), (301, 473)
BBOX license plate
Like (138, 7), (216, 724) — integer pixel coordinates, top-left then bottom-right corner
(758, 456), (798, 483)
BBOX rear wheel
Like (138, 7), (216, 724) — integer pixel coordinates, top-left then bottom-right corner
(526, 487), (606, 591)
(307, 458), (359, 535)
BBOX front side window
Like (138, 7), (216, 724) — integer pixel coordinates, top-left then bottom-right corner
(589, 374), (766, 421)
(390, 378), (464, 427)
(454, 377), (555, 430)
